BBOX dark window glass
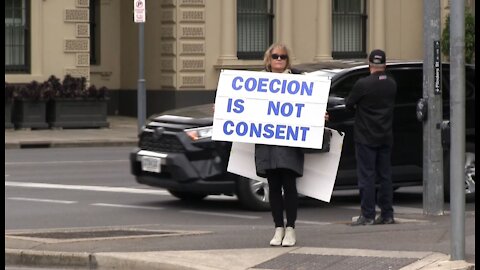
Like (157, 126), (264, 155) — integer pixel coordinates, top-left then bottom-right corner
(5, 0), (30, 73)
(441, 66), (475, 100)
(237, 0), (274, 60)
(90, 0), (100, 65)
(331, 71), (369, 98)
(388, 69), (423, 104)
(332, 0), (367, 59)
(465, 67), (475, 98)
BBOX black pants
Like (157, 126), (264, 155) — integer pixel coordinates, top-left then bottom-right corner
(267, 168), (298, 228)
(355, 142), (394, 220)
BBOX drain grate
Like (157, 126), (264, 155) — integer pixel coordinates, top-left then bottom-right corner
(19, 143), (52, 149)
(9, 229), (171, 239)
(6, 228), (210, 243)
(254, 254), (418, 270)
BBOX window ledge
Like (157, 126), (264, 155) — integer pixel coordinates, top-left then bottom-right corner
(214, 59), (265, 71)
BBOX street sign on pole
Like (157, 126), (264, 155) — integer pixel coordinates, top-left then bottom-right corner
(422, 0), (444, 215)
(134, 0), (146, 23)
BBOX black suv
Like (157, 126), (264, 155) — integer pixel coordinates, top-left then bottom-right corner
(130, 61), (475, 210)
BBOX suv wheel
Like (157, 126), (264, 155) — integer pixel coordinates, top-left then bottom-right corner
(236, 177), (270, 211)
(168, 190), (208, 201)
(444, 143), (475, 202)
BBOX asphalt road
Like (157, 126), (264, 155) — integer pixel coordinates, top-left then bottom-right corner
(5, 146), (476, 269)
(5, 146), (474, 232)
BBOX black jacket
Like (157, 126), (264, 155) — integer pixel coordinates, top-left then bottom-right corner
(255, 144), (304, 178)
(345, 70), (397, 146)
(254, 68), (305, 178)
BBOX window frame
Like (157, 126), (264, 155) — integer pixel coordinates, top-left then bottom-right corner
(236, 0), (274, 60)
(332, 0), (367, 59)
(5, 0), (31, 73)
(90, 0), (100, 65)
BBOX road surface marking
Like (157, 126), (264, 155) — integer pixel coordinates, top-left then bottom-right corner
(5, 181), (170, 195)
(7, 197), (77, 204)
(341, 205), (424, 215)
(296, 220), (331, 225)
(5, 160), (128, 165)
(180, 210), (261, 219)
(5, 181), (235, 201)
(91, 203), (164, 210)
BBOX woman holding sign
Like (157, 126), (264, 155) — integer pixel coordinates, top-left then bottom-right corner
(255, 43), (304, 247)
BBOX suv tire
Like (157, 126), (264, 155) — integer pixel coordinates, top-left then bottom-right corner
(444, 143), (475, 202)
(236, 177), (271, 211)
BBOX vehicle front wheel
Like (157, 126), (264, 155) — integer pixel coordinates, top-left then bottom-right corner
(236, 177), (271, 211)
(168, 190), (208, 201)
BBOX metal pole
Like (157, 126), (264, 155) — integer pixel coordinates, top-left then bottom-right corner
(449, 0), (465, 260)
(422, 0), (444, 215)
(137, 23), (146, 133)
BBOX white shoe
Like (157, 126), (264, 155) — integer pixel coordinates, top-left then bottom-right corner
(282, 227), (296, 247)
(269, 227), (285, 246)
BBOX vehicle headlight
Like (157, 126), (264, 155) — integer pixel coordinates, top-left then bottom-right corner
(185, 126), (213, 141)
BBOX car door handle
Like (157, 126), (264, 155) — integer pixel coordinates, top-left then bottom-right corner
(329, 104), (346, 110)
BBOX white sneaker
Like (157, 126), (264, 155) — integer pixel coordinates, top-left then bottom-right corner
(282, 227), (296, 247)
(269, 227), (285, 246)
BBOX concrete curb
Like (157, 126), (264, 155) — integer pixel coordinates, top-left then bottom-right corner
(5, 248), (475, 270)
(5, 248), (94, 268)
(94, 253), (200, 270)
(420, 260), (475, 270)
(5, 249), (213, 270)
(399, 253), (475, 270)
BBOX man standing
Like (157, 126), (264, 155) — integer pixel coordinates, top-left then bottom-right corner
(346, 49), (397, 226)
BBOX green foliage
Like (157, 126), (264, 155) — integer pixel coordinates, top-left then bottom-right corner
(441, 8), (475, 64)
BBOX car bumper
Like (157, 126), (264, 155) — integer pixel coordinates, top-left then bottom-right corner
(129, 148), (235, 193)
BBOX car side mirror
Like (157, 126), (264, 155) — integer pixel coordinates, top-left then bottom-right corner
(416, 98), (428, 122)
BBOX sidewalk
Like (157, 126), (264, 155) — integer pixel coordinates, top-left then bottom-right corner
(5, 116), (139, 149)
(5, 217), (475, 270)
(5, 116), (475, 270)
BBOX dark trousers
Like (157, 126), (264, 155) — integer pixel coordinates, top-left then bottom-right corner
(266, 168), (298, 228)
(355, 142), (394, 220)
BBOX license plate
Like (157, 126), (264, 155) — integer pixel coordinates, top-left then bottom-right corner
(141, 156), (161, 173)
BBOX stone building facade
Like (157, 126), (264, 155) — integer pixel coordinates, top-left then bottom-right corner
(5, 0), (474, 117)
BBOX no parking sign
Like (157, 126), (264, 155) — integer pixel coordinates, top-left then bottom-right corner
(134, 0), (146, 23)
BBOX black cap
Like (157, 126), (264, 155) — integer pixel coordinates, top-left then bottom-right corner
(369, 49), (386, 64)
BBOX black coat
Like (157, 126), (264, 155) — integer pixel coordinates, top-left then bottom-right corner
(253, 68), (305, 178)
(346, 70), (397, 146)
(255, 144), (304, 178)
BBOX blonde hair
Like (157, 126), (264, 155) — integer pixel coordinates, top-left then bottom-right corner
(263, 43), (291, 72)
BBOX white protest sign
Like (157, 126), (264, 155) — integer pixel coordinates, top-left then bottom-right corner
(212, 70), (331, 149)
(227, 128), (344, 202)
